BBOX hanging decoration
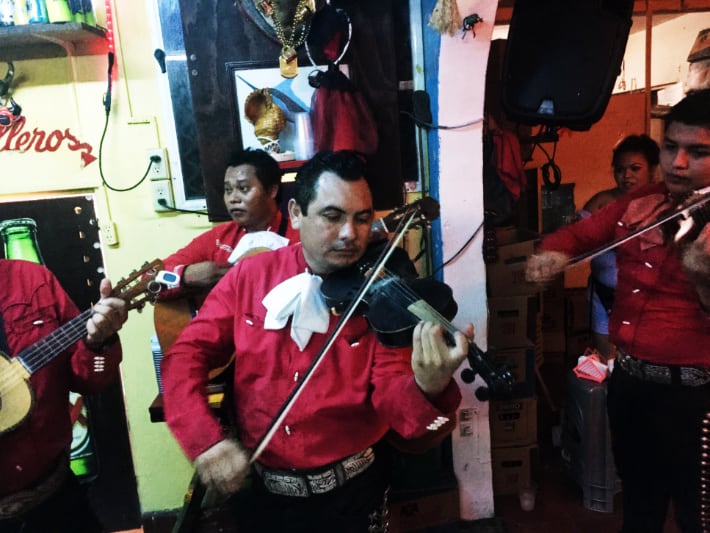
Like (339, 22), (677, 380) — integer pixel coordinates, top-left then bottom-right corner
(257, 0), (315, 78)
(428, 0), (462, 37)
(244, 88), (287, 154)
(307, 5), (378, 155)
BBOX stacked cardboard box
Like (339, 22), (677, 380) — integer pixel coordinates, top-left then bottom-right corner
(486, 227), (541, 495)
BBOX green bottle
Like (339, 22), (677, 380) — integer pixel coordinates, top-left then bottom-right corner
(0, 218), (44, 264)
(0, 217), (97, 480)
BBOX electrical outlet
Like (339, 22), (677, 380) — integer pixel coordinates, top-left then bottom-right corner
(101, 221), (119, 246)
(151, 179), (174, 212)
(146, 148), (169, 180)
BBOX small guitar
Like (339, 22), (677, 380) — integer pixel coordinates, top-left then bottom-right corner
(152, 197), (440, 355)
(0, 259), (164, 435)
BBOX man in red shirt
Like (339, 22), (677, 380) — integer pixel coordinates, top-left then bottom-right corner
(159, 148), (299, 297)
(0, 260), (128, 532)
(161, 150), (470, 532)
(526, 89), (710, 532)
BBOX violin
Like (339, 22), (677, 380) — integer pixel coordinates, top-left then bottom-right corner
(321, 239), (514, 401)
(249, 199), (512, 464)
(569, 188), (710, 266)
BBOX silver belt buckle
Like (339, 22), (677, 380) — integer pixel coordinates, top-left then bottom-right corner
(261, 470), (310, 498)
(681, 367), (710, 387)
(306, 469), (338, 494)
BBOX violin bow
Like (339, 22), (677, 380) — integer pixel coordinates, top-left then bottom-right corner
(568, 187), (710, 266)
(249, 203), (426, 464)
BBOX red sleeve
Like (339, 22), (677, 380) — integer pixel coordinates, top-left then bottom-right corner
(161, 265), (242, 460)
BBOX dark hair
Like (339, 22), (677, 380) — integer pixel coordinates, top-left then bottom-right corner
(294, 150), (366, 215)
(663, 88), (710, 129)
(225, 148), (282, 191)
(612, 134), (660, 167)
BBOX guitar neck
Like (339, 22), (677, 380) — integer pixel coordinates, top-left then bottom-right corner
(16, 308), (94, 374)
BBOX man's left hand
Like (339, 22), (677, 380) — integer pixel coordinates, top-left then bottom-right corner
(85, 278), (128, 348)
(411, 321), (471, 399)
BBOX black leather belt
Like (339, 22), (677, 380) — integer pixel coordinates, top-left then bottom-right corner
(254, 448), (375, 498)
(617, 349), (710, 387)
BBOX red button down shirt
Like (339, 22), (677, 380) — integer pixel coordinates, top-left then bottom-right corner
(162, 244), (461, 469)
(160, 211), (299, 298)
(541, 183), (710, 366)
(0, 260), (122, 497)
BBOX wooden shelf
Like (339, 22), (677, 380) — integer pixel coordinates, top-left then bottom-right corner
(0, 22), (106, 60)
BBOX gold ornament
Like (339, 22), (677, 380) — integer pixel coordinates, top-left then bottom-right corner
(257, 0), (314, 78)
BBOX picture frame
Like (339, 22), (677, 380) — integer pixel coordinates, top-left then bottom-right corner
(227, 61), (348, 160)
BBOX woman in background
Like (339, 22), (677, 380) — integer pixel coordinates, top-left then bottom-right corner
(579, 134), (659, 358)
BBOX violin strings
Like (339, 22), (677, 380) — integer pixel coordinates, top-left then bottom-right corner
(374, 264), (459, 336)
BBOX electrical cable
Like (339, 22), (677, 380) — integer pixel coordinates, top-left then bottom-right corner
(157, 198), (209, 215)
(430, 220), (485, 278)
(400, 110), (483, 130)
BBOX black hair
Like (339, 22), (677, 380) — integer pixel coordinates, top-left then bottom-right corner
(225, 148), (282, 192)
(293, 150), (366, 215)
(612, 134), (660, 167)
(663, 88), (710, 130)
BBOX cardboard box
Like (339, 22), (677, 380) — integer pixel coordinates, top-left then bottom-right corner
(490, 396), (538, 447)
(565, 287), (590, 334)
(490, 346), (536, 397)
(486, 227), (540, 297)
(488, 295), (540, 349)
(491, 444), (538, 495)
(388, 488), (460, 532)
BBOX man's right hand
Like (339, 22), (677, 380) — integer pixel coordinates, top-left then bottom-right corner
(194, 439), (250, 495)
(525, 251), (570, 285)
(183, 261), (232, 288)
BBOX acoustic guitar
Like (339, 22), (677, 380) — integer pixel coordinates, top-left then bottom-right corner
(152, 197), (440, 355)
(0, 259), (164, 435)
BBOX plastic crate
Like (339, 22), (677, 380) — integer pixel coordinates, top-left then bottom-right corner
(560, 370), (620, 512)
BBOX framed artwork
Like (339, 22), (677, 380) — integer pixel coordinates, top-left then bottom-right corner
(228, 61), (348, 160)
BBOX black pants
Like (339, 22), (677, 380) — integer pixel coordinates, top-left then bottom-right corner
(0, 473), (102, 533)
(607, 365), (710, 533)
(229, 461), (389, 533)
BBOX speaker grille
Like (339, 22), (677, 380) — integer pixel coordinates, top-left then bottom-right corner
(502, 0), (633, 131)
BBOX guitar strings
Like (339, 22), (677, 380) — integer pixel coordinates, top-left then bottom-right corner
(0, 309), (93, 396)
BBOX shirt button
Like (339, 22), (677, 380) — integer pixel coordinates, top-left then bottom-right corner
(285, 425), (291, 435)
(632, 289), (640, 293)
(644, 262), (653, 269)
(622, 320), (631, 325)
(294, 372), (299, 382)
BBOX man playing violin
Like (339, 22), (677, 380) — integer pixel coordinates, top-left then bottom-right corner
(161, 150), (470, 532)
(0, 260), (128, 532)
(526, 88), (710, 533)
(158, 147), (299, 296)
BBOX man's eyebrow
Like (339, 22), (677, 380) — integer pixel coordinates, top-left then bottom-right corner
(318, 206), (374, 217)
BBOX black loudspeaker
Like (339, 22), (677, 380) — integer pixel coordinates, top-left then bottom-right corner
(502, 0), (633, 131)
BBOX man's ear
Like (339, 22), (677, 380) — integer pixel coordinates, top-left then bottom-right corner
(268, 184), (279, 200)
(288, 198), (302, 230)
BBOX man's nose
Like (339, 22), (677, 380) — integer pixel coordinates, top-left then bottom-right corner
(339, 220), (356, 240)
(673, 150), (690, 168)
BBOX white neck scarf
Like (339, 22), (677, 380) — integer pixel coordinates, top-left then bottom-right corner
(262, 272), (330, 351)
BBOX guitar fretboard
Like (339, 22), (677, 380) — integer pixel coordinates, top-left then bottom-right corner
(16, 308), (94, 374)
